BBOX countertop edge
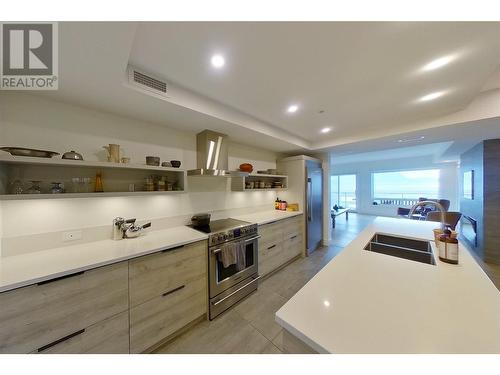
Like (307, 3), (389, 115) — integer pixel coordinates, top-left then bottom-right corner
(0, 233), (208, 293)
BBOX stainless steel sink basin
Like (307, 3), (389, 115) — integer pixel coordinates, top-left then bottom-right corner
(364, 233), (435, 265)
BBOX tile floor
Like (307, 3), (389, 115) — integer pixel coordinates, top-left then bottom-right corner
(154, 213), (366, 354)
(154, 213), (500, 353)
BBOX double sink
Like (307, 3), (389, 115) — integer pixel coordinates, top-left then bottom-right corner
(364, 233), (436, 265)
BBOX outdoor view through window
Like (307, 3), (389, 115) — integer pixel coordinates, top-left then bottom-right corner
(372, 169), (440, 205)
(331, 174), (357, 210)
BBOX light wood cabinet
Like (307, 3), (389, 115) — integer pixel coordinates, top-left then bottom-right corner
(130, 277), (207, 353)
(129, 239), (208, 353)
(258, 214), (304, 277)
(0, 240), (209, 354)
(35, 312), (129, 354)
(0, 262), (129, 354)
(129, 241), (207, 307)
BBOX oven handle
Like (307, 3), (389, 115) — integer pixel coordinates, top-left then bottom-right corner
(211, 235), (261, 254)
(211, 276), (261, 306)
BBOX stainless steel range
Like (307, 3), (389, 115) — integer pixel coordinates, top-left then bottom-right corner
(190, 218), (260, 320)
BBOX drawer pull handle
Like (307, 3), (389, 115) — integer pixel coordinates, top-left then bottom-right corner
(37, 271), (84, 286)
(162, 284), (185, 297)
(267, 244), (277, 250)
(290, 235), (298, 240)
(37, 329), (85, 352)
(161, 244), (185, 253)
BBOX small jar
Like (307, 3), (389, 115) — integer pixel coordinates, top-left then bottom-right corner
(144, 178), (154, 192)
(26, 180), (42, 194)
(157, 180), (166, 191)
(51, 182), (64, 194)
(438, 234), (459, 264)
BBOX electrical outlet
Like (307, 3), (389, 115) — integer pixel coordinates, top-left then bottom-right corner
(63, 230), (82, 242)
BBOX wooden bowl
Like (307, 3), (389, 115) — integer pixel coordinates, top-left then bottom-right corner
(239, 163), (253, 173)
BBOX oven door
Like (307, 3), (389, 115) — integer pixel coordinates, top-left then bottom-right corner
(209, 235), (259, 298)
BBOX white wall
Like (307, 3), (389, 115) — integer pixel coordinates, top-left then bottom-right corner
(330, 155), (459, 217)
(0, 93), (282, 238)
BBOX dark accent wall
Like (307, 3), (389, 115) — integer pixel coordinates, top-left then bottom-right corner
(460, 139), (500, 264)
(483, 139), (500, 263)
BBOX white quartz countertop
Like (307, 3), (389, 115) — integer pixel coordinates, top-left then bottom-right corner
(232, 210), (303, 225)
(275, 217), (500, 353)
(0, 226), (208, 293)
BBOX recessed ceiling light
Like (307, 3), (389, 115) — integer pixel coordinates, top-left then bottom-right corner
(287, 104), (299, 113)
(419, 91), (445, 102)
(320, 127), (332, 133)
(211, 54), (225, 68)
(422, 55), (455, 71)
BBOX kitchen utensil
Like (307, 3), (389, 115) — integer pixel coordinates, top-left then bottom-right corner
(124, 222), (152, 239)
(161, 161), (172, 167)
(51, 182), (64, 194)
(239, 163), (253, 173)
(0, 147), (59, 158)
(26, 181), (42, 194)
(170, 160), (181, 168)
(191, 213), (211, 227)
(146, 156), (160, 166)
(62, 150), (84, 160)
(103, 144), (120, 163)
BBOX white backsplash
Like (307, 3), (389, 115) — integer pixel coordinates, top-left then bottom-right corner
(0, 93), (284, 255)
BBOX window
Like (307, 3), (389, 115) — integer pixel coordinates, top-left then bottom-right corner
(372, 169), (440, 206)
(331, 174), (356, 210)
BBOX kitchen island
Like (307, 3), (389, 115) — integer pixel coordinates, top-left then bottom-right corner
(275, 217), (500, 353)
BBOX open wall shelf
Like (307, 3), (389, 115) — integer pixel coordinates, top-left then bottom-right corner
(231, 173), (288, 192)
(0, 155), (186, 200)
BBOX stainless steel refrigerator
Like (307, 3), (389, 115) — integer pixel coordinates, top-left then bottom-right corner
(305, 160), (323, 254)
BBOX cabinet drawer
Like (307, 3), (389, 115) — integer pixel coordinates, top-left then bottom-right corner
(259, 242), (284, 277)
(0, 262), (129, 354)
(259, 222), (284, 248)
(282, 216), (303, 238)
(282, 234), (303, 263)
(129, 240), (207, 307)
(129, 277), (207, 353)
(35, 312), (129, 354)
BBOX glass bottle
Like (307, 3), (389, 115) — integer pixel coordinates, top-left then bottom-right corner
(94, 171), (104, 192)
(26, 181), (42, 194)
(9, 179), (24, 194)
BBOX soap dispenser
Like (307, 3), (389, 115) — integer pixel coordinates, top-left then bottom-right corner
(438, 228), (459, 264)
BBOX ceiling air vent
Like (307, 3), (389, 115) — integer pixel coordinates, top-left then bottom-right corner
(127, 66), (167, 97)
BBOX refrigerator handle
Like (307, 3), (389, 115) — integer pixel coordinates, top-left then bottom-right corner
(307, 178), (312, 221)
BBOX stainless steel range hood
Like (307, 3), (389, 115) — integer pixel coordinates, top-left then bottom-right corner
(187, 130), (232, 176)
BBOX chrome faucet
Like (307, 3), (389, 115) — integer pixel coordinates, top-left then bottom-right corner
(113, 217), (151, 240)
(408, 201), (446, 229)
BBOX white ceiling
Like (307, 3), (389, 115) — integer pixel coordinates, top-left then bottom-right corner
(34, 22), (500, 153)
(330, 142), (454, 165)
